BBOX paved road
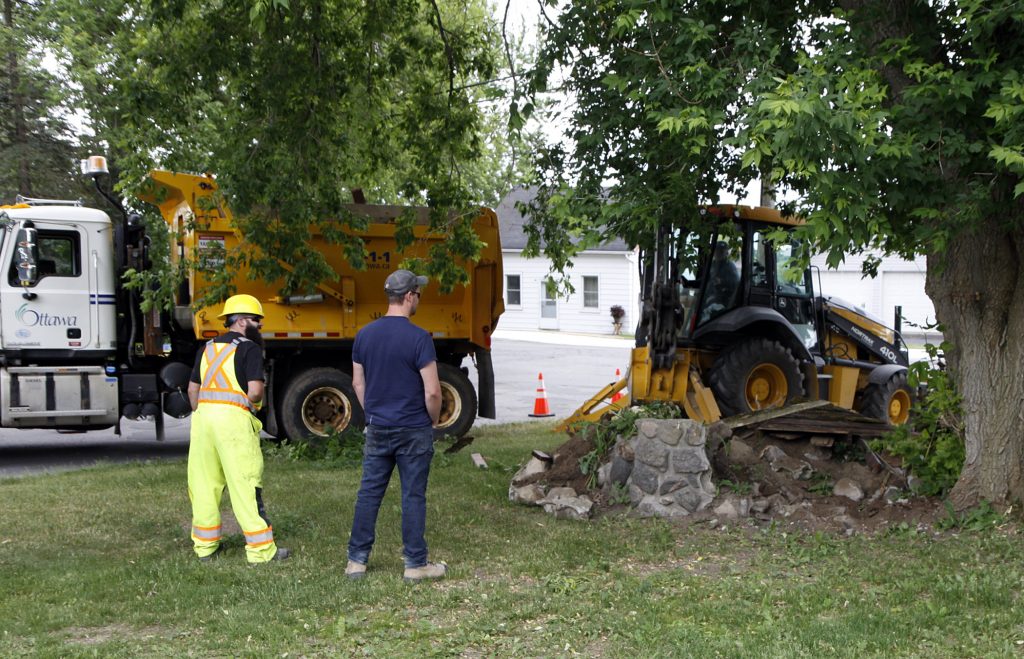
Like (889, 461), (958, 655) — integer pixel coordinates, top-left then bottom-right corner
(0, 331), (633, 478)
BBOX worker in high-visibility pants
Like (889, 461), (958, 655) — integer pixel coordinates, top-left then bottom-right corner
(186, 294), (290, 564)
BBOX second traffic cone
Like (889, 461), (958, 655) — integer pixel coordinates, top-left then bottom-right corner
(529, 372), (555, 418)
(611, 368), (624, 403)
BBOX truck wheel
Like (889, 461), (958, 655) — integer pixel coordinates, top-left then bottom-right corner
(709, 338), (804, 417)
(436, 363), (476, 439)
(279, 368), (364, 442)
(860, 372), (912, 425)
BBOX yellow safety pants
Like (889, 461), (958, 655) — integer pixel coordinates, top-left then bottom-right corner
(187, 404), (279, 563)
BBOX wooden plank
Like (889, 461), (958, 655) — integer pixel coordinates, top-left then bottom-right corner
(723, 400), (832, 430)
(471, 453), (488, 469)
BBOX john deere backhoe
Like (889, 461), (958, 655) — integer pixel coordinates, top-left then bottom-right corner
(561, 205), (913, 428)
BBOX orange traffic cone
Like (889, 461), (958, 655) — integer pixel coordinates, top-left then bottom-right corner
(529, 372), (555, 418)
(611, 368), (624, 403)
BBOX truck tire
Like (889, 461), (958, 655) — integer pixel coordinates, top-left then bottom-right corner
(860, 372), (912, 425)
(436, 363), (476, 439)
(709, 338), (804, 417)
(279, 367), (364, 442)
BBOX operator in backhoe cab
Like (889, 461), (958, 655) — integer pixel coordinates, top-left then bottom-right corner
(186, 294), (291, 565)
(702, 240), (740, 321)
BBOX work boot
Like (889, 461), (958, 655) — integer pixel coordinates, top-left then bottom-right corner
(403, 561), (447, 583)
(197, 545), (223, 563)
(249, 547), (291, 566)
(345, 560), (367, 581)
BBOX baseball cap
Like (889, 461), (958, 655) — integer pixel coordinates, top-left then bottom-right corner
(385, 269), (428, 295)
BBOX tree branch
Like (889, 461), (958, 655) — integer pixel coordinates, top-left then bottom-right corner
(428, 0), (456, 105)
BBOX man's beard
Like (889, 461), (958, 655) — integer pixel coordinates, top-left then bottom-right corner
(244, 323), (265, 348)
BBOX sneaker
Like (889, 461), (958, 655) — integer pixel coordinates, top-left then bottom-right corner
(345, 560), (367, 580)
(197, 545), (223, 563)
(403, 561), (447, 583)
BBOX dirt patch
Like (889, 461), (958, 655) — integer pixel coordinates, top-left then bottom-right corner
(63, 624), (179, 646)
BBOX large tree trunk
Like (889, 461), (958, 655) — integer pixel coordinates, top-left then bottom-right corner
(926, 219), (1024, 508)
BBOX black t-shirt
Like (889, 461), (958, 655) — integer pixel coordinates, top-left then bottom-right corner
(189, 332), (264, 394)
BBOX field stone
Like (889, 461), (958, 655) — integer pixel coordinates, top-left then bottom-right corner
(727, 438), (759, 465)
(544, 486), (577, 500)
(542, 494), (594, 520)
(508, 483), (546, 506)
(674, 488), (714, 513)
(638, 420), (660, 439)
(510, 456), (550, 485)
(608, 453), (634, 486)
(672, 448), (710, 473)
(635, 497), (680, 518)
(635, 440), (669, 468)
(629, 461), (660, 494)
(714, 499), (739, 520)
(883, 486), (904, 503)
(658, 478), (685, 495)
(834, 478), (865, 502)
(658, 421), (684, 446)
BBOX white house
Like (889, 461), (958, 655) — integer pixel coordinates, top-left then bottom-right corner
(495, 187), (939, 344)
(495, 187), (641, 335)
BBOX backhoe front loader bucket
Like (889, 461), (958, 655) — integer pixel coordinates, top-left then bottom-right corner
(556, 347), (723, 433)
(555, 375), (631, 432)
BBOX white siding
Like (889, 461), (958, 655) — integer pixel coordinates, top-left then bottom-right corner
(500, 249), (641, 335)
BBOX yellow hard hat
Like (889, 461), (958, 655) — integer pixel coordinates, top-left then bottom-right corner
(218, 294), (264, 319)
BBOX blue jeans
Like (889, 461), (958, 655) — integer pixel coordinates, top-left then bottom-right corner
(347, 425), (435, 568)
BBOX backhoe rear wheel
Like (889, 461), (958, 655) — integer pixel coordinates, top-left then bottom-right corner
(860, 371), (912, 425)
(709, 338), (805, 417)
(435, 363), (476, 439)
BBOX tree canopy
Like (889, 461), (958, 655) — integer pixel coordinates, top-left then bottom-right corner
(23, 0), (532, 302)
(525, 0), (1024, 505)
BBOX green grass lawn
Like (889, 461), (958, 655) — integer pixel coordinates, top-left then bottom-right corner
(1, 422), (1022, 657)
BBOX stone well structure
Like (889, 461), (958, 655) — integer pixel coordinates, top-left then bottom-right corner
(618, 418), (717, 517)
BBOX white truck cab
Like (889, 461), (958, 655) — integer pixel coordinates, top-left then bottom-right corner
(0, 202), (120, 428)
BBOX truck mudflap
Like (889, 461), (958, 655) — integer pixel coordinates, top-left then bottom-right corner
(0, 365), (118, 428)
(476, 349), (496, 419)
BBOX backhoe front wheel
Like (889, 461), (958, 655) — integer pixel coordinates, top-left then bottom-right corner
(709, 338), (805, 417)
(860, 371), (912, 425)
(435, 363), (476, 439)
(279, 367), (364, 442)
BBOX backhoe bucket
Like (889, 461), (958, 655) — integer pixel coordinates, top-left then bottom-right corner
(556, 346), (723, 433)
(555, 376), (632, 432)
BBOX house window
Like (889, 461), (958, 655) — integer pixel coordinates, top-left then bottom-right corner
(506, 274), (521, 306)
(583, 276), (599, 308)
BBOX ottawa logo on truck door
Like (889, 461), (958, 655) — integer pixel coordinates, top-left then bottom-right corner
(16, 303), (79, 327)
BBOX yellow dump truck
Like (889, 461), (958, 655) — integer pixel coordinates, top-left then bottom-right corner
(0, 161), (503, 440)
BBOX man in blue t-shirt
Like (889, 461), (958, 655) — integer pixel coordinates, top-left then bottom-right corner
(345, 269), (446, 583)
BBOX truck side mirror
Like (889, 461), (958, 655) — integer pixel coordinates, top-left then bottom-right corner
(14, 221), (39, 296)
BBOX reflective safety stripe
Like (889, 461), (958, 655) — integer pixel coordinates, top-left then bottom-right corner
(198, 338), (254, 411)
(192, 524), (222, 541)
(244, 526), (274, 547)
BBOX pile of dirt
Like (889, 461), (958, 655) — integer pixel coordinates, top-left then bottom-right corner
(524, 419), (945, 535)
(515, 433), (594, 495)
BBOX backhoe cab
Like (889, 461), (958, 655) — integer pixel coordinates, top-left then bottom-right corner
(562, 205), (912, 429)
